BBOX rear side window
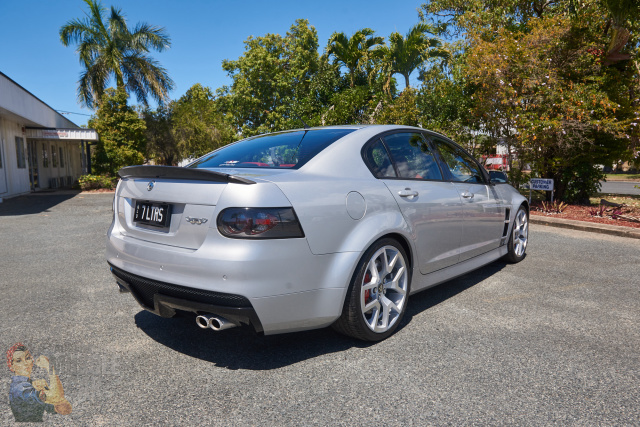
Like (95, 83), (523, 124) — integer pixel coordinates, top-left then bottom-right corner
(189, 129), (355, 169)
(383, 133), (443, 180)
(363, 139), (396, 178)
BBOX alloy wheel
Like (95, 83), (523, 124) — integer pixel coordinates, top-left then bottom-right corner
(360, 245), (408, 333)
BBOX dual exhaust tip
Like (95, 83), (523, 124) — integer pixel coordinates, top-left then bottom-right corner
(195, 314), (236, 331)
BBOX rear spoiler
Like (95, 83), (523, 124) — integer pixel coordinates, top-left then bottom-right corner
(118, 165), (256, 185)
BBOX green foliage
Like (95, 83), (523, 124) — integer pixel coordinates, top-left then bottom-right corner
(141, 103), (178, 165)
(374, 89), (421, 126)
(321, 86), (377, 125)
(88, 88), (146, 175)
(374, 23), (449, 91)
(221, 19), (321, 136)
(417, 47), (479, 151)
(77, 174), (117, 190)
(327, 28), (384, 88)
(539, 200), (569, 213)
(171, 84), (236, 159)
(457, 12), (637, 201)
(560, 160), (605, 204)
(60, 0), (174, 108)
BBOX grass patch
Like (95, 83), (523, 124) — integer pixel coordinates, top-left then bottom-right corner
(593, 194), (640, 209)
(604, 173), (640, 181)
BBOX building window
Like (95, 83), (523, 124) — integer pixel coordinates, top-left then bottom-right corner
(15, 137), (26, 168)
(59, 147), (64, 168)
(52, 144), (58, 167)
(42, 143), (49, 167)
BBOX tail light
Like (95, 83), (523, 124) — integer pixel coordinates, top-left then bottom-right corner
(217, 207), (305, 239)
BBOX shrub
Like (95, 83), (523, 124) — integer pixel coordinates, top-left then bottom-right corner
(78, 174), (117, 191)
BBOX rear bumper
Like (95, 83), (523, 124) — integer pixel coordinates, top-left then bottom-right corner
(110, 263), (264, 332)
(106, 228), (361, 335)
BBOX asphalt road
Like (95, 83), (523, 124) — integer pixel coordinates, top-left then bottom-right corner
(599, 180), (640, 195)
(1, 192), (639, 425)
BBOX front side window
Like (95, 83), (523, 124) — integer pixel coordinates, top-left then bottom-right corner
(383, 132), (443, 180)
(59, 147), (64, 168)
(15, 137), (25, 169)
(189, 129), (355, 169)
(433, 138), (485, 183)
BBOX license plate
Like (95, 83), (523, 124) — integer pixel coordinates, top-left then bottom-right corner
(134, 201), (171, 228)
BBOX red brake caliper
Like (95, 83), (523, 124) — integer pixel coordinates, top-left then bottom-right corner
(364, 271), (371, 302)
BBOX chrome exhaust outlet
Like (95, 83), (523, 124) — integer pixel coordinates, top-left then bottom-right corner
(195, 314), (237, 331)
(208, 316), (236, 331)
(195, 314), (213, 329)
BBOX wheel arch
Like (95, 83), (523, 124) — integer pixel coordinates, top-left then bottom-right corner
(377, 232), (414, 272)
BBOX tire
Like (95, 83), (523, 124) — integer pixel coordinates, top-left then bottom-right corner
(503, 205), (528, 263)
(333, 238), (411, 341)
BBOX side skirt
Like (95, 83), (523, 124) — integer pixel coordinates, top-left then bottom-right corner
(410, 246), (508, 295)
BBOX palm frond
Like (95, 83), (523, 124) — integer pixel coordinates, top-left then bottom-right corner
(61, 0), (173, 109)
(130, 23), (171, 52)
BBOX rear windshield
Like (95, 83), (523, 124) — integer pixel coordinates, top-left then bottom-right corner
(189, 129), (356, 169)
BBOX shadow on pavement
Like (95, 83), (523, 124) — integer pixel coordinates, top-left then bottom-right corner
(0, 192), (80, 216)
(135, 260), (509, 370)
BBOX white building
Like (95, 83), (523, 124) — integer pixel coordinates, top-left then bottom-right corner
(0, 71), (98, 199)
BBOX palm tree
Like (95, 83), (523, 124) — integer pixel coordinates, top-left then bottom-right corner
(376, 23), (450, 92)
(60, 0), (174, 109)
(327, 28), (384, 87)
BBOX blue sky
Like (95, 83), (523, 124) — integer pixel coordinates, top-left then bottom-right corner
(0, 0), (427, 126)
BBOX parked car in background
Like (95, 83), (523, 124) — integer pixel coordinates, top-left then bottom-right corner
(107, 125), (528, 341)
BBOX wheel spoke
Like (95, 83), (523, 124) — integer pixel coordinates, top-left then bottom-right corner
(362, 281), (377, 292)
(379, 299), (391, 329)
(385, 266), (406, 295)
(382, 295), (400, 315)
(363, 299), (380, 314)
(380, 250), (390, 276)
(367, 263), (378, 283)
(365, 303), (381, 328)
(386, 251), (398, 273)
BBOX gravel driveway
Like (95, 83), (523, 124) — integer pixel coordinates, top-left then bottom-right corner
(1, 192), (639, 425)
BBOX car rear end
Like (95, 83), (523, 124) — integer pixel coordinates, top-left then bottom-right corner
(106, 129), (362, 335)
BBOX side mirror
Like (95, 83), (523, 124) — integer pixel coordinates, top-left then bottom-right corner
(489, 171), (509, 184)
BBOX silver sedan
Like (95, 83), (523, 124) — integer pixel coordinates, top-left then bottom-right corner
(107, 125), (528, 341)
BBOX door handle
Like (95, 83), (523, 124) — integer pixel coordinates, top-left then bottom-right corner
(398, 189), (419, 198)
(461, 191), (474, 199)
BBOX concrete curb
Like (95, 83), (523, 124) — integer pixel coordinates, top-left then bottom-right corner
(531, 215), (640, 239)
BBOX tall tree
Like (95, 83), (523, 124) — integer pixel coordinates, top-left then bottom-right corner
(375, 23), (450, 92)
(221, 19), (320, 135)
(141, 104), (178, 166)
(171, 84), (236, 159)
(327, 28), (384, 87)
(88, 88), (146, 175)
(463, 15), (635, 202)
(60, 0), (174, 109)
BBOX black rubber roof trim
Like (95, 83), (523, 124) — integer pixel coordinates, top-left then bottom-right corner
(118, 165), (256, 185)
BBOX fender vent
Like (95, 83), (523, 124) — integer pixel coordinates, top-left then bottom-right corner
(502, 208), (511, 237)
